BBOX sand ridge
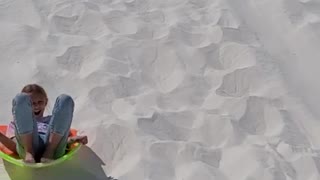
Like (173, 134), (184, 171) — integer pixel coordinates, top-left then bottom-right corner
(0, 0), (320, 179)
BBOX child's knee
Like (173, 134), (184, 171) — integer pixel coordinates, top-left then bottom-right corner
(57, 94), (74, 108)
(13, 93), (31, 106)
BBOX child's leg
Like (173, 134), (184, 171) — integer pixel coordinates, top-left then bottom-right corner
(42, 94), (74, 161)
(12, 93), (40, 163)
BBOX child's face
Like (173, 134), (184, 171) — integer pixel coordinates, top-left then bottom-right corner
(29, 93), (47, 118)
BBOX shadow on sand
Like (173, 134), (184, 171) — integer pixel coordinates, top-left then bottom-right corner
(3, 146), (117, 180)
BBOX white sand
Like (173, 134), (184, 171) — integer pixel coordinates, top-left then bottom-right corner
(0, 0), (320, 179)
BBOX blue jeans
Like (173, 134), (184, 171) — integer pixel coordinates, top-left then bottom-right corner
(12, 93), (74, 161)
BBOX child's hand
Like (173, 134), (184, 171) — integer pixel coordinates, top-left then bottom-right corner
(68, 135), (88, 145)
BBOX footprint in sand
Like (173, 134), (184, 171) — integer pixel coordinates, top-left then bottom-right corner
(216, 67), (255, 97)
(170, 24), (223, 47)
(238, 96), (267, 135)
(137, 112), (191, 141)
(91, 124), (140, 171)
(218, 42), (256, 70)
(124, 0), (150, 13)
(192, 113), (233, 147)
(179, 143), (222, 167)
(103, 10), (138, 35)
(56, 46), (86, 72)
(149, 141), (179, 163)
(49, 2), (107, 36)
(279, 110), (311, 148)
(156, 75), (210, 110)
(135, 41), (185, 93)
(50, 15), (79, 34)
(140, 10), (165, 24)
(176, 144), (223, 179)
(150, 0), (187, 9)
(56, 42), (104, 73)
(148, 141), (224, 180)
(188, 0), (219, 8)
(105, 58), (130, 76)
(237, 96), (286, 138)
(205, 42), (256, 70)
(88, 85), (115, 112)
(176, 162), (227, 180)
(106, 38), (141, 62)
(218, 9), (241, 29)
(88, 76), (143, 113)
(221, 26), (260, 46)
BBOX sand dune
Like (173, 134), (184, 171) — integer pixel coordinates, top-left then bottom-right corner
(1, 0), (320, 179)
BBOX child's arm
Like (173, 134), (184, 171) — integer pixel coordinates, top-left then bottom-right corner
(0, 132), (16, 153)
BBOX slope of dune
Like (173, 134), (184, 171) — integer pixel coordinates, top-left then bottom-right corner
(0, 0), (320, 179)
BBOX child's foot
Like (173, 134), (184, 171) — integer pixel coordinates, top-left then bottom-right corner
(41, 148), (55, 162)
(41, 150), (54, 163)
(24, 152), (35, 163)
(40, 157), (54, 163)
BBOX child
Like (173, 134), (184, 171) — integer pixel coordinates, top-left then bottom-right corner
(0, 84), (88, 163)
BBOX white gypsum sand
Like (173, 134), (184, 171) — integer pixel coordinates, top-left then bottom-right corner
(0, 0), (320, 180)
